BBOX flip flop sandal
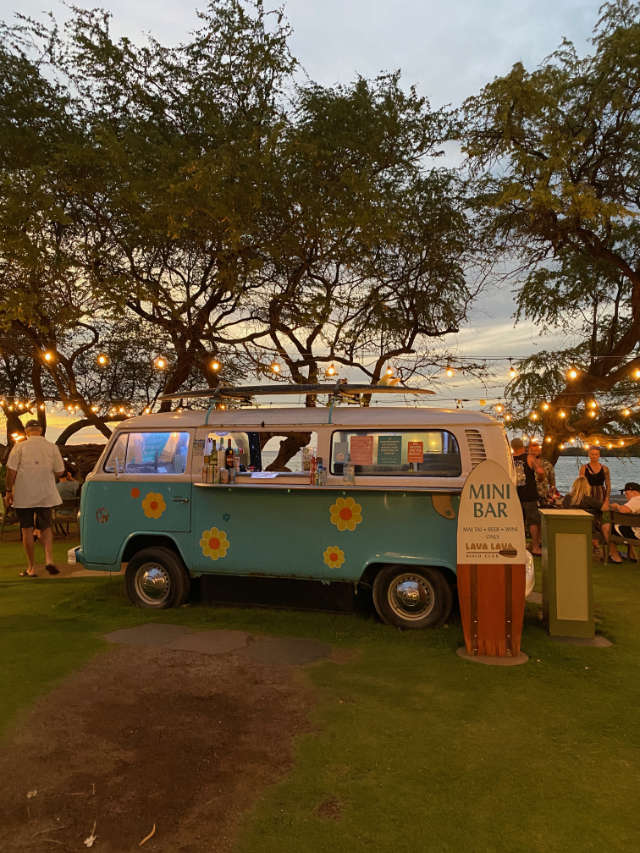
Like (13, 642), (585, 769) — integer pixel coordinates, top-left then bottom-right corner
(19, 570), (37, 577)
(45, 564), (60, 575)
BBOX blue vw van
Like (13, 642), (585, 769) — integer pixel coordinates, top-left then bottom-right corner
(70, 398), (514, 628)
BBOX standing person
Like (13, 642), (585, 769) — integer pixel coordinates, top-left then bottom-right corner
(579, 446), (611, 504)
(5, 420), (65, 577)
(511, 437), (543, 556)
(529, 440), (556, 505)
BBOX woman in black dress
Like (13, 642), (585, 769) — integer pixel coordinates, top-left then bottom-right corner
(579, 446), (611, 504)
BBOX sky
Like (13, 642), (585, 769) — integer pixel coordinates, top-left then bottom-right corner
(0, 0), (606, 438)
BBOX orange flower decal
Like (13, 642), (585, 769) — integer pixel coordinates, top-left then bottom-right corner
(141, 492), (166, 519)
(131, 487), (140, 499)
(200, 527), (230, 561)
(323, 546), (345, 569)
(329, 496), (362, 532)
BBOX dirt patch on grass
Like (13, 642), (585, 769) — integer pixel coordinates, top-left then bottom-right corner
(0, 644), (313, 852)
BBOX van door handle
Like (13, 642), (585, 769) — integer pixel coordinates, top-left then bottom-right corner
(172, 497), (190, 503)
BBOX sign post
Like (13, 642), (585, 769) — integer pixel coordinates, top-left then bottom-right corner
(456, 460), (527, 659)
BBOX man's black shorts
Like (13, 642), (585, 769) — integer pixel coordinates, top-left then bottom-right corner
(16, 507), (53, 531)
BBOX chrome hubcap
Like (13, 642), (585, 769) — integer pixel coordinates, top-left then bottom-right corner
(388, 573), (435, 621)
(135, 563), (171, 606)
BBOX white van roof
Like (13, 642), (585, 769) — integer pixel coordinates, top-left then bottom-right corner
(119, 407), (500, 431)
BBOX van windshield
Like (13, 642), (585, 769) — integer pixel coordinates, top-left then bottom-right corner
(104, 431), (191, 475)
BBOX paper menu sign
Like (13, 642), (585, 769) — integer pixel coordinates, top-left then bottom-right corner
(349, 435), (373, 465)
(407, 441), (424, 463)
(377, 435), (402, 466)
(334, 442), (348, 464)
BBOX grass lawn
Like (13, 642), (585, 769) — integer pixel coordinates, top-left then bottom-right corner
(1, 535), (639, 852)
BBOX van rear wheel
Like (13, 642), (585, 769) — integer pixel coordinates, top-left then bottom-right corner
(125, 546), (190, 609)
(372, 565), (452, 629)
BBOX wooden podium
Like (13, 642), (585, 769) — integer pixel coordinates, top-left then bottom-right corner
(456, 461), (527, 658)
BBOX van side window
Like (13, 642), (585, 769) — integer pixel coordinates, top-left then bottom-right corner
(260, 432), (317, 473)
(330, 429), (461, 477)
(104, 431), (191, 475)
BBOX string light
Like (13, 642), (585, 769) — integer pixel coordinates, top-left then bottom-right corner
(567, 367), (578, 380)
(209, 359), (221, 372)
(445, 366), (455, 377)
(588, 400), (597, 409)
(634, 368), (640, 380)
(154, 355), (167, 370)
(588, 411), (597, 418)
(558, 410), (567, 419)
(384, 365), (394, 377)
(530, 412), (539, 421)
(508, 360), (517, 379)
(495, 403), (504, 413)
(541, 402), (550, 411)
(96, 353), (109, 366)
(270, 361), (281, 374)
(544, 436), (552, 443)
(43, 350), (55, 363)
(622, 408), (631, 417)
(325, 363), (337, 378)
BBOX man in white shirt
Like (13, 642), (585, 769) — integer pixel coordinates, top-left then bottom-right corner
(608, 482), (640, 562)
(5, 420), (65, 577)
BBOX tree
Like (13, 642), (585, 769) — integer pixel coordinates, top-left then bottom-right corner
(461, 0), (640, 457)
(241, 75), (481, 393)
(1, 0), (485, 441)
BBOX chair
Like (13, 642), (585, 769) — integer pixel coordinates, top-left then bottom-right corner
(53, 497), (80, 537)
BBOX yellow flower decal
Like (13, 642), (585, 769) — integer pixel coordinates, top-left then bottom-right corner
(200, 527), (230, 561)
(329, 496), (363, 532)
(323, 546), (345, 570)
(142, 492), (166, 519)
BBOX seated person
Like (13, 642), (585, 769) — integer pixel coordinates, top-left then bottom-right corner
(57, 468), (80, 501)
(562, 476), (615, 561)
(609, 482), (640, 563)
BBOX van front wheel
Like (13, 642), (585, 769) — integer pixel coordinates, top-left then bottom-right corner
(125, 547), (190, 609)
(372, 565), (452, 629)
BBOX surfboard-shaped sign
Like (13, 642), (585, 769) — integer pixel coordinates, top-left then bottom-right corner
(457, 460), (527, 657)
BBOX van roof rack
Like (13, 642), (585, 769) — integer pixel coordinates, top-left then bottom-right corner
(159, 383), (435, 403)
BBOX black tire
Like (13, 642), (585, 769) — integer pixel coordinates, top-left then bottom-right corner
(372, 565), (452, 629)
(125, 546), (190, 609)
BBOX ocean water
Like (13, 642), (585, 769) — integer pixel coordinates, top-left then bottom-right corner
(553, 456), (639, 497)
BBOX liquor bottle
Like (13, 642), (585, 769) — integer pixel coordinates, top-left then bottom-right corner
(225, 438), (234, 469)
(344, 453), (355, 485)
(316, 456), (326, 486)
(233, 446), (240, 474)
(309, 455), (317, 485)
(217, 439), (226, 472)
(202, 436), (212, 482)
